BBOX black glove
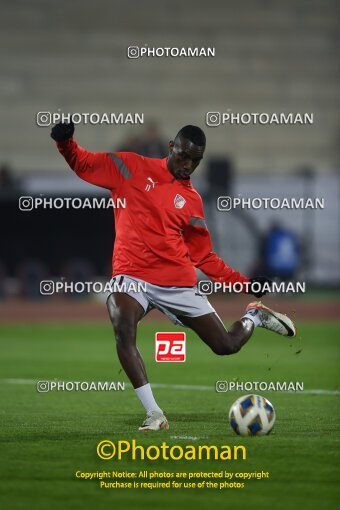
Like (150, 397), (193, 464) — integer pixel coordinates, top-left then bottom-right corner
(249, 276), (273, 298)
(51, 121), (74, 142)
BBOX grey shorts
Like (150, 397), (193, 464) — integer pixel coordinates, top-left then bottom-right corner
(107, 274), (215, 327)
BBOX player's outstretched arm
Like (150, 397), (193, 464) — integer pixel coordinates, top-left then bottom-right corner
(184, 220), (248, 284)
(51, 121), (124, 190)
(184, 224), (272, 297)
(183, 200), (272, 297)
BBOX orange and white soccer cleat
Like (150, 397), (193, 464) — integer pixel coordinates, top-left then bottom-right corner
(246, 301), (296, 337)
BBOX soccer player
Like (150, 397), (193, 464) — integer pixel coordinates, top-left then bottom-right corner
(51, 121), (296, 431)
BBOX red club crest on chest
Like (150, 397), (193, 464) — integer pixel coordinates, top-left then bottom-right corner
(174, 194), (186, 209)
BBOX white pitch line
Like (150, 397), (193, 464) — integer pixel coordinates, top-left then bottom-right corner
(170, 436), (208, 441)
(150, 383), (340, 396)
(1, 379), (339, 395)
(151, 383), (214, 391)
(2, 378), (36, 384)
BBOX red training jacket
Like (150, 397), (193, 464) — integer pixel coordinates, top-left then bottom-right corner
(56, 138), (249, 287)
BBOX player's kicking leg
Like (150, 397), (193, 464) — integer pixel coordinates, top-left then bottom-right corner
(177, 301), (296, 355)
(107, 293), (168, 431)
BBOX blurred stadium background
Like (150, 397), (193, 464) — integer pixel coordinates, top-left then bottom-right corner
(0, 0), (339, 315)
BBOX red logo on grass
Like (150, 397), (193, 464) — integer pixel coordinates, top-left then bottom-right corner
(155, 332), (186, 362)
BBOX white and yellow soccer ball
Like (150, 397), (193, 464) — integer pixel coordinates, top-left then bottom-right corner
(229, 394), (276, 436)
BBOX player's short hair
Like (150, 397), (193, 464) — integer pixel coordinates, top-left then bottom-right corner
(175, 125), (206, 147)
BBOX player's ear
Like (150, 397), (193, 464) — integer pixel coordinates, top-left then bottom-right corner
(168, 140), (174, 153)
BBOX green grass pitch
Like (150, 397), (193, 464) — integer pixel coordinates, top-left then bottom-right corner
(0, 320), (339, 509)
